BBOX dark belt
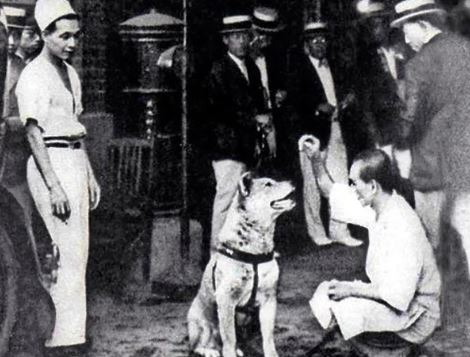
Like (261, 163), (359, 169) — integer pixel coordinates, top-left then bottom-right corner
(45, 141), (82, 149)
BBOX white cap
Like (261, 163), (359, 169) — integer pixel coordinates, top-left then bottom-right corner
(35, 0), (77, 32)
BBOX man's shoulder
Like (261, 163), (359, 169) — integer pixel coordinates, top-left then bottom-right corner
(387, 194), (426, 236)
(412, 33), (470, 61)
(17, 56), (44, 84)
(211, 53), (234, 70)
(10, 54), (25, 69)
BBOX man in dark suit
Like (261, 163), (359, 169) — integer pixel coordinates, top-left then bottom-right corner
(392, 0), (470, 262)
(3, 6), (26, 119)
(356, 0), (409, 171)
(207, 14), (268, 248)
(288, 21), (362, 247)
(250, 6), (286, 175)
(0, 6), (31, 224)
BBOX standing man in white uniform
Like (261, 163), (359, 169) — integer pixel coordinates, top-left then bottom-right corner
(16, 0), (100, 355)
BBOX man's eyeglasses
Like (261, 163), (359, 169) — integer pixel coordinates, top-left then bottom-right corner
(309, 36), (327, 44)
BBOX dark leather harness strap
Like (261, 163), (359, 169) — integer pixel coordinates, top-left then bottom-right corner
(212, 244), (274, 308)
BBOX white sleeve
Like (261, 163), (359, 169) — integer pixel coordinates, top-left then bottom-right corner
(16, 69), (50, 131)
(329, 183), (374, 228)
(375, 225), (422, 312)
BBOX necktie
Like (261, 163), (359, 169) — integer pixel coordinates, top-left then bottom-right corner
(377, 48), (390, 75)
(239, 61), (249, 83)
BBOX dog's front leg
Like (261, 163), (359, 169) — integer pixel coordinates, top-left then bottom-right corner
(259, 296), (279, 357)
(216, 294), (238, 357)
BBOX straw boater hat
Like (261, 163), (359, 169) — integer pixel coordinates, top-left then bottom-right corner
(0, 6), (7, 31)
(4, 6), (26, 30)
(391, 0), (446, 28)
(220, 15), (252, 34)
(24, 15), (40, 32)
(303, 21), (328, 37)
(35, 0), (77, 32)
(356, 0), (389, 19)
(252, 7), (283, 32)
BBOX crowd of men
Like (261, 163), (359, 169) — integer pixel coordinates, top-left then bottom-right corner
(0, 0), (469, 355)
(204, 0), (470, 355)
(204, 1), (410, 251)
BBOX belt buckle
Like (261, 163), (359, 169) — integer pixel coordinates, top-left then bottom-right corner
(72, 141), (81, 149)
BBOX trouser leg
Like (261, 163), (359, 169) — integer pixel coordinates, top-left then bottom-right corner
(414, 190), (444, 249)
(210, 160), (247, 249)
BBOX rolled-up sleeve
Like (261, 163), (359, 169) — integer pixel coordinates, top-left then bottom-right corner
(16, 69), (50, 131)
(329, 183), (374, 228)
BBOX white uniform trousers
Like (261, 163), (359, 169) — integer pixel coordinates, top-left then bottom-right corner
(27, 147), (89, 347)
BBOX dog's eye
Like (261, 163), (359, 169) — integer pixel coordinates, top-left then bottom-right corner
(265, 182), (273, 187)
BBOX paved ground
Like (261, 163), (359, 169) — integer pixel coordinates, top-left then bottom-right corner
(87, 240), (470, 357)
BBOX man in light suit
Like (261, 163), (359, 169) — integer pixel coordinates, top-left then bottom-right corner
(288, 21), (362, 247)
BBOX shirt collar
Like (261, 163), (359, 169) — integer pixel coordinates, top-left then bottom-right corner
(308, 55), (328, 67)
(422, 29), (442, 48)
(228, 51), (246, 67)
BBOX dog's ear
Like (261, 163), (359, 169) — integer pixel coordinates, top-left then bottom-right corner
(239, 172), (253, 197)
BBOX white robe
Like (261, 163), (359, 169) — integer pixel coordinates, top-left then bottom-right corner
(310, 184), (441, 344)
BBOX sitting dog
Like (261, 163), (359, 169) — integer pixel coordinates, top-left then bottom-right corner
(188, 173), (295, 357)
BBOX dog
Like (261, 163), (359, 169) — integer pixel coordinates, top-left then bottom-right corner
(187, 172), (295, 357)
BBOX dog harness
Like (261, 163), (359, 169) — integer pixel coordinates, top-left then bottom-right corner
(212, 244), (275, 308)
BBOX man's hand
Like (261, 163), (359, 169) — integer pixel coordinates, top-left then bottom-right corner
(88, 174), (101, 210)
(328, 280), (355, 301)
(274, 90), (287, 108)
(255, 113), (272, 125)
(49, 184), (71, 222)
(298, 134), (321, 160)
(339, 92), (356, 111)
(316, 102), (335, 117)
(255, 113), (273, 134)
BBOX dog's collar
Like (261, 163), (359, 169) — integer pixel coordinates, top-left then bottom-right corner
(217, 244), (274, 264)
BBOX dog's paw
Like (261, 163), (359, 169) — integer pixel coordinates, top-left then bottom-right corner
(193, 347), (221, 357)
(236, 348), (245, 357)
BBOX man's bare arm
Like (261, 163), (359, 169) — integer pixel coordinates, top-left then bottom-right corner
(25, 121), (70, 220)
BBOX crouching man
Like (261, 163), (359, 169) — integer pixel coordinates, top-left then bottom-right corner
(298, 135), (441, 356)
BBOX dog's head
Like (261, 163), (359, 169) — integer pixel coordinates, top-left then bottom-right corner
(237, 172), (295, 224)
